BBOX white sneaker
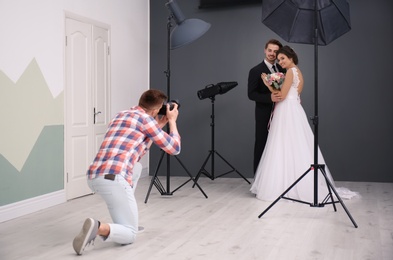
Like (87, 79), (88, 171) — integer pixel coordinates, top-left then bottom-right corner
(72, 218), (99, 255)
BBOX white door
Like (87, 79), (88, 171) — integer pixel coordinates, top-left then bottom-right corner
(65, 17), (110, 200)
(92, 26), (110, 154)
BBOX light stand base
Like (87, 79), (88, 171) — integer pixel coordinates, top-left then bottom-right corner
(258, 164), (358, 228)
(194, 149), (251, 185)
(145, 150), (208, 203)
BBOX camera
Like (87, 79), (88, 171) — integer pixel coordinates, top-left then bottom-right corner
(158, 99), (180, 115)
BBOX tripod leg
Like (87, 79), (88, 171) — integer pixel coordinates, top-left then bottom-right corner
(173, 156), (208, 198)
(193, 151), (213, 188)
(144, 150), (166, 203)
(258, 167), (313, 218)
(214, 151), (251, 184)
(318, 168), (358, 228)
(319, 165), (337, 212)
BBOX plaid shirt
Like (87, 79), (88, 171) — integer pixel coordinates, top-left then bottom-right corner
(87, 106), (181, 186)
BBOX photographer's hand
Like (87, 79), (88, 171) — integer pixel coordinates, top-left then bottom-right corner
(166, 104), (179, 134)
(166, 103), (179, 122)
(156, 115), (168, 129)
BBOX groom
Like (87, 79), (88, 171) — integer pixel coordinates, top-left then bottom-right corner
(248, 39), (285, 174)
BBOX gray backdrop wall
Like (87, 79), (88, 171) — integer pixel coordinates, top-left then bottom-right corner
(150, 0), (393, 183)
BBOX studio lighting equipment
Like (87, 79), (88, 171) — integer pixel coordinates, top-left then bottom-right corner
(145, 0), (210, 203)
(166, 0), (211, 49)
(197, 82), (238, 100)
(193, 81), (250, 185)
(258, 0), (357, 228)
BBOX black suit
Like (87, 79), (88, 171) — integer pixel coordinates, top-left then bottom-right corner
(248, 61), (285, 174)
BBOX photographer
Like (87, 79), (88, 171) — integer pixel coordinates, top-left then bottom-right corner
(73, 89), (180, 255)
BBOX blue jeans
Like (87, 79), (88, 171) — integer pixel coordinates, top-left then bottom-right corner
(87, 162), (142, 244)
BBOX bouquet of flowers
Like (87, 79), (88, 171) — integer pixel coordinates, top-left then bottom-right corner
(265, 72), (285, 90)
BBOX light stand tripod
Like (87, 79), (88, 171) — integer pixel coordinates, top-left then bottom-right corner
(194, 95), (250, 185)
(145, 12), (209, 203)
(258, 2), (358, 228)
(145, 145), (207, 203)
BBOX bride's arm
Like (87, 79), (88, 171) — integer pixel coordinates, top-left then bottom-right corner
(279, 69), (293, 99)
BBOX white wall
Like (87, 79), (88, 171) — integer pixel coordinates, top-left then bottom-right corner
(0, 0), (150, 219)
(1, 0), (149, 112)
(0, 0), (150, 167)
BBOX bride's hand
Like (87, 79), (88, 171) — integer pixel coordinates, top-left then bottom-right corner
(261, 73), (267, 82)
(261, 73), (270, 88)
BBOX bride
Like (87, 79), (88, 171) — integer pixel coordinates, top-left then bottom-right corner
(250, 45), (357, 202)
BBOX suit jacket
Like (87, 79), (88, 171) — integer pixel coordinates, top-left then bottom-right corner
(248, 60), (286, 173)
(248, 61), (285, 122)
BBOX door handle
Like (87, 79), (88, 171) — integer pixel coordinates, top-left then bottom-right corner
(94, 108), (101, 124)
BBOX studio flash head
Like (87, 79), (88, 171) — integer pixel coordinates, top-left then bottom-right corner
(158, 99), (181, 115)
(197, 82), (238, 100)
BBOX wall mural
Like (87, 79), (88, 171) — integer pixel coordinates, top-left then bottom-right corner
(0, 58), (64, 206)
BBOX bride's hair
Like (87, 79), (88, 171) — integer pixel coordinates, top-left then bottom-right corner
(277, 46), (298, 65)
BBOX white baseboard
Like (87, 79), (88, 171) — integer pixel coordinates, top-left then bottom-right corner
(0, 190), (66, 223)
(0, 169), (149, 224)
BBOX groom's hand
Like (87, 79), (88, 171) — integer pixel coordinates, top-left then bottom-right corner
(271, 92), (282, 102)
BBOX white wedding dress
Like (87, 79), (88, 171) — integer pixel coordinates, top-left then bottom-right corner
(251, 67), (357, 202)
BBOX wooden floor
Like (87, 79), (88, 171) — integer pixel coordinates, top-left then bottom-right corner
(0, 177), (392, 260)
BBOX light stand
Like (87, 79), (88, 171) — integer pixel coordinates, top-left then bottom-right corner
(145, 0), (210, 203)
(258, 1), (357, 228)
(194, 85), (251, 185)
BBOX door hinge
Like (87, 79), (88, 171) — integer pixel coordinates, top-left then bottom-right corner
(107, 46), (110, 55)
(67, 172), (69, 183)
(65, 36), (67, 46)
